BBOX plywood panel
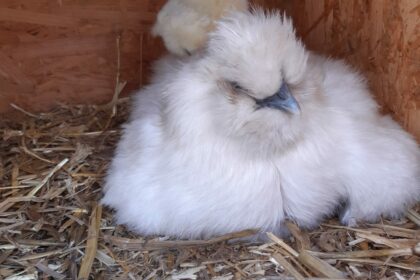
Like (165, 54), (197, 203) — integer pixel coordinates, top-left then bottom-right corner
(0, 0), (166, 113)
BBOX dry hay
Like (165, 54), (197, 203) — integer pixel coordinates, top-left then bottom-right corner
(0, 100), (419, 280)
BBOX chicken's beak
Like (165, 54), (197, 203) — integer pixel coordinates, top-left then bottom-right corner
(256, 83), (300, 114)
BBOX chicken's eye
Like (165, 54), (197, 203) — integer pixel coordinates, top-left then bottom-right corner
(229, 81), (246, 92)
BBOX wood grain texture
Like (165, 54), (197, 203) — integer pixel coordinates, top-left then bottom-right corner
(0, 0), (418, 140)
(0, 0), (166, 113)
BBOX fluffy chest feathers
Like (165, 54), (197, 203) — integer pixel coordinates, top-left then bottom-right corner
(103, 67), (346, 238)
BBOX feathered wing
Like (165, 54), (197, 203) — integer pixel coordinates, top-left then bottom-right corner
(338, 115), (420, 223)
(300, 55), (419, 224)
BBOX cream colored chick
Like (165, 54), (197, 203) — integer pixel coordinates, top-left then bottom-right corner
(152, 0), (248, 56)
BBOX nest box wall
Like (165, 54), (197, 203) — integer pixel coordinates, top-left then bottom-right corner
(0, 0), (166, 113)
(0, 0), (419, 140)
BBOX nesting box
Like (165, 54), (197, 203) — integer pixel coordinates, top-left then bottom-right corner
(0, 0), (418, 139)
(1, 1), (419, 279)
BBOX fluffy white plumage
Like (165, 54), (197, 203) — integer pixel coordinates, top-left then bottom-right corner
(103, 10), (420, 239)
(152, 0), (248, 56)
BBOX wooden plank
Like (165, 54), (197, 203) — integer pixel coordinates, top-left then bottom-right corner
(0, 50), (35, 87)
(0, 7), (79, 27)
(7, 36), (114, 59)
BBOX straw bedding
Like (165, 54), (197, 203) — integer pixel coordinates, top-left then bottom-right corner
(0, 100), (419, 279)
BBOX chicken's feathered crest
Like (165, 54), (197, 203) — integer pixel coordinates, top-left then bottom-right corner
(210, 9), (295, 44)
(207, 9), (308, 87)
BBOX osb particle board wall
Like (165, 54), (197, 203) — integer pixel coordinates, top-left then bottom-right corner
(0, 0), (419, 140)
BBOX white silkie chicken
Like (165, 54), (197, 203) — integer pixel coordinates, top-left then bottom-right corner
(152, 0), (248, 56)
(103, 10), (420, 239)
